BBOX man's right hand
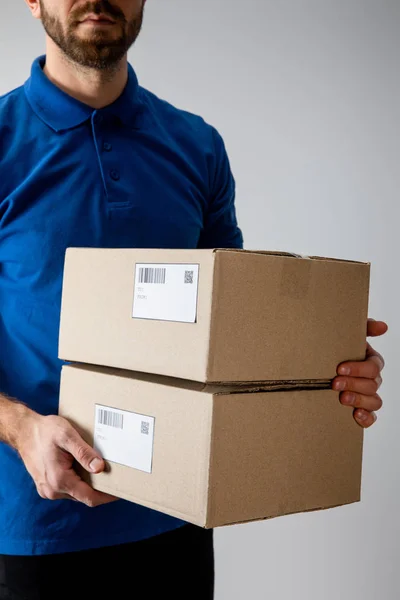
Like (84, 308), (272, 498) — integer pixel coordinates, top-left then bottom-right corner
(17, 412), (117, 508)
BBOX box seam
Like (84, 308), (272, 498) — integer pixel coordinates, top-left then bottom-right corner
(206, 252), (221, 382)
(205, 394), (218, 527)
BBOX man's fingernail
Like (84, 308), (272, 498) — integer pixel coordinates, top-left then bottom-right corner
(335, 380), (346, 391)
(357, 411), (367, 422)
(89, 458), (103, 472)
(339, 366), (351, 375)
(342, 393), (355, 405)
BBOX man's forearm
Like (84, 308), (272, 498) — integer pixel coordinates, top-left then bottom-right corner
(0, 394), (33, 450)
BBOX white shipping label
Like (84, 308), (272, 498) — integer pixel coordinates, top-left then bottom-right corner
(93, 405), (155, 474)
(132, 263), (199, 323)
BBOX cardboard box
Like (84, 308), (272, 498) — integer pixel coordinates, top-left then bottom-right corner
(58, 248), (370, 384)
(59, 364), (364, 528)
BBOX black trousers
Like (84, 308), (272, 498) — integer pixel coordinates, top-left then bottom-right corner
(0, 525), (214, 600)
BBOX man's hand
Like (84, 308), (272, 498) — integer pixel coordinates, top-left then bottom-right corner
(333, 319), (388, 428)
(17, 412), (117, 507)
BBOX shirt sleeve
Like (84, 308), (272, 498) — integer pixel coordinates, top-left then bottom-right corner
(197, 127), (244, 249)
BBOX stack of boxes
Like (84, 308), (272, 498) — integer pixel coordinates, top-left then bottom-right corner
(58, 248), (370, 528)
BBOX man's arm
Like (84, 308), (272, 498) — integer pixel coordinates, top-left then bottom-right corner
(0, 391), (116, 506)
(0, 393), (32, 448)
(198, 126), (244, 250)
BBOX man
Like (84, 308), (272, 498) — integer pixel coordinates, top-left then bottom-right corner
(0, 1), (387, 598)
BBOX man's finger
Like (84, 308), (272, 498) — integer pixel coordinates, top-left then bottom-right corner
(353, 409), (377, 429)
(367, 319), (388, 338)
(366, 343), (385, 369)
(333, 376), (380, 395)
(337, 354), (384, 378)
(60, 428), (105, 474)
(37, 485), (75, 502)
(340, 392), (383, 412)
(63, 471), (117, 507)
(71, 482), (117, 508)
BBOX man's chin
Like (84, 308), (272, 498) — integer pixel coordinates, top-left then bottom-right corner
(75, 30), (122, 43)
(70, 34), (127, 56)
(62, 43), (127, 70)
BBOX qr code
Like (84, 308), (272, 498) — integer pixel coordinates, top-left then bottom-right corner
(141, 421), (150, 435)
(184, 270), (194, 284)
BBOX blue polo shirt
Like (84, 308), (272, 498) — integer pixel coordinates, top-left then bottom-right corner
(0, 55), (243, 556)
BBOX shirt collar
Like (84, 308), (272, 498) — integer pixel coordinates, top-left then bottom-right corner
(24, 55), (144, 132)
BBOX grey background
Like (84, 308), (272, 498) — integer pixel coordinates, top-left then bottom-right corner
(1, 1), (399, 598)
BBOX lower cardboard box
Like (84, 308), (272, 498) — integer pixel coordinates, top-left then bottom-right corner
(58, 364), (364, 528)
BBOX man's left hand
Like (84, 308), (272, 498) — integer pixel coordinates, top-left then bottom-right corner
(332, 319), (388, 428)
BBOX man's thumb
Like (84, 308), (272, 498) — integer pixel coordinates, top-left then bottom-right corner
(63, 431), (105, 473)
(88, 456), (104, 473)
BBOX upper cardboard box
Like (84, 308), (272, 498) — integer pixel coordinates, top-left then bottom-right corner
(58, 248), (370, 383)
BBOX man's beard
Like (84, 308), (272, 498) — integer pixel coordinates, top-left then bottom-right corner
(39, 0), (143, 70)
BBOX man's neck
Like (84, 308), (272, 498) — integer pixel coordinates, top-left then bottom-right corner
(43, 39), (129, 110)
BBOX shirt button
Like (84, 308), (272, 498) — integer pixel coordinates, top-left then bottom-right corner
(110, 169), (120, 181)
(103, 142), (112, 152)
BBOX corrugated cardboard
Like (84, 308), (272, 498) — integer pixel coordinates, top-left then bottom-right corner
(58, 364), (364, 528)
(58, 248), (370, 383)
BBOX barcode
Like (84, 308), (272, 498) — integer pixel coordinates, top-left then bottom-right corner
(139, 267), (166, 284)
(141, 421), (150, 435)
(98, 409), (124, 429)
(184, 270), (194, 284)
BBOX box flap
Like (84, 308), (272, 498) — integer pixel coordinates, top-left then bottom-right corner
(63, 364), (332, 395)
(213, 248), (369, 265)
(206, 380), (333, 395)
(307, 255), (370, 266)
(213, 248), (302, 259)
(65, 363), (211, 393)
